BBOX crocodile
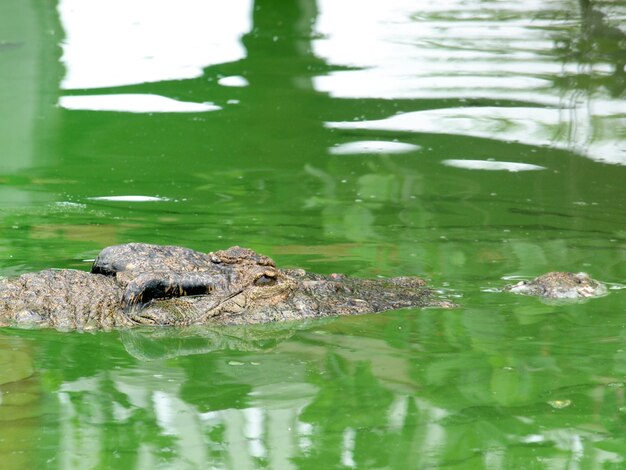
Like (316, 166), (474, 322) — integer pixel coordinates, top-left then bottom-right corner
(0, 243), (452, 330)
(0, 244), (608, 331)
(504, 271), (607, 300)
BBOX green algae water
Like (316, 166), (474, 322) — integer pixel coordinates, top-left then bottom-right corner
(1, 0), (625, 467)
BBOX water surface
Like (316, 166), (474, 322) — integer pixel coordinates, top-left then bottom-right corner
(0, 0), (625, 468)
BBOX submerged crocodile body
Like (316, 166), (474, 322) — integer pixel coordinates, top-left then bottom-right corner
(0, 243), (607, 331)
(0, 243), (451, 330)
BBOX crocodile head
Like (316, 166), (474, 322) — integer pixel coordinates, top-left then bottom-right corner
(128, 268), (300, 326)
(90, 243), (448, 327)
(505, 272), (607, 300)
(96, 244), (299, 326)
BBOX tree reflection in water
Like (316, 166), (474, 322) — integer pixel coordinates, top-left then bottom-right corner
(33, 294), (626, 468)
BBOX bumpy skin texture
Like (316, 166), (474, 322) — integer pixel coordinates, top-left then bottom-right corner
(504, 272), (607, 299)
(0, 243), (451, 330)
(0, 270), (127, 330)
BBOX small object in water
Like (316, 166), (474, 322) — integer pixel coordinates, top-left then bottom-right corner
(505, 272), (607, 300)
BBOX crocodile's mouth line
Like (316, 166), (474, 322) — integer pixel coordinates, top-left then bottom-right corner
(194, 289), (245, 323)
(127, 288), (245, 326)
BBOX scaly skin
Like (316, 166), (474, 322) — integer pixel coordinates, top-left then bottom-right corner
(0, 245), (607, 331)
(0, 269), (127, 330)
(0, 243), (451, 330)
(504, 272), (607, 299)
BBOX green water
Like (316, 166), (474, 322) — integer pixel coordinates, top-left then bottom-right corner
(1, 0), (625, 468)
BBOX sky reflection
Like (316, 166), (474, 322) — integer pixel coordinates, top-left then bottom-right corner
(327, 106), (625, 166)
(315, 0), (625, 165)
(329, 141), (421, 156)
(58, 0), (252, 89)
(442, 159), (546, 172)
(59, 94), (221, 112)
(55, 0), (625, 164)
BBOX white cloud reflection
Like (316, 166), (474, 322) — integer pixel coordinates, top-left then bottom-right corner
(327, 107), (562, 146)
(329, 140), (421, 155)
(55, 0), (625, 163)
(314, 0), (626, 165)
(326, 107), (625, 166)
(58, 0), (252, 90)
(88, 195), (169, 202)
(313, 0), (557, 102)
(218, 76), (249, 87)
(442, 159), (546, 172)
(59, 94), (221, 113)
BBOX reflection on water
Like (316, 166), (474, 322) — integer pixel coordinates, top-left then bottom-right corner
(317, 0), (625, 165)
(0, 335), (41, 469)
(59, 94), (221, 113)
(442, 159), (546, 172)
(119, 322), (323, 361)
(58, 0), (252, 89)
(87, 195), (171, 202)
(53, 0), (626, 164)
(329, 140), (421, 156)
(329, 106), (593, 158)
(0, 0), (625, 467)
(0, 0), (61, 206)
(30, 299), (626, 467)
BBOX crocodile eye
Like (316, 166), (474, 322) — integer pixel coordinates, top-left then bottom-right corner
(255, 274), (277, 286)
(574, 273), (588, 284)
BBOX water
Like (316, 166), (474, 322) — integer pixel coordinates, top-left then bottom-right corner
(0, 0), (625, 467)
